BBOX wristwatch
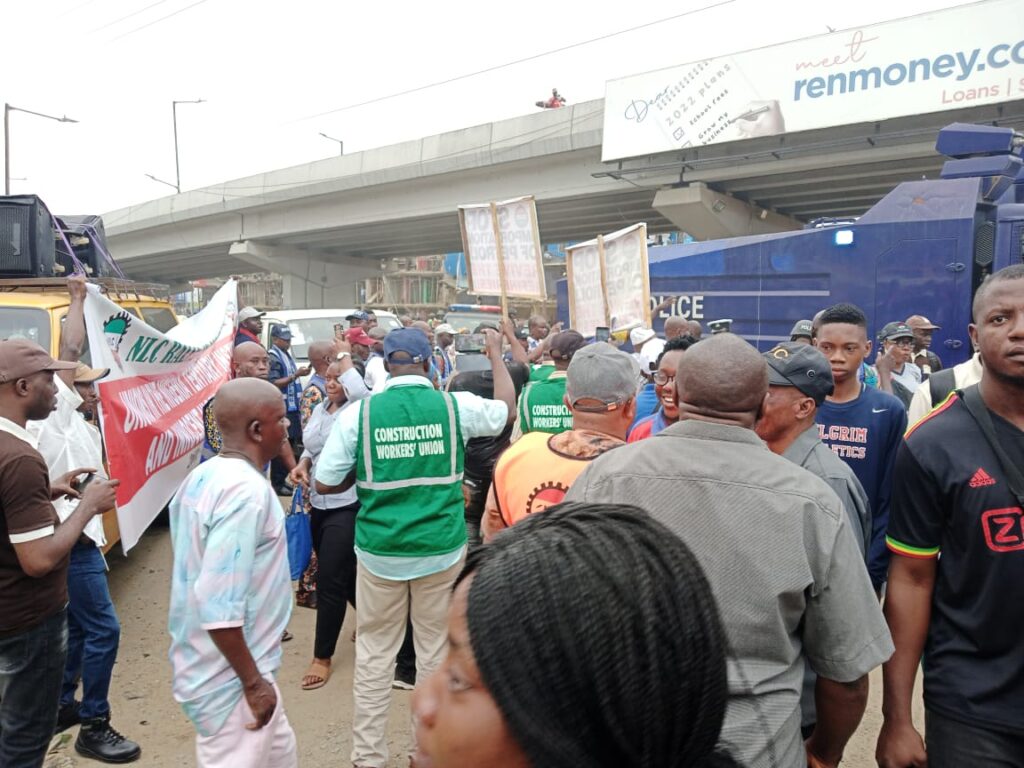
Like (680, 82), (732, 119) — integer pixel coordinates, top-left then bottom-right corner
(336, 351), (351, 360)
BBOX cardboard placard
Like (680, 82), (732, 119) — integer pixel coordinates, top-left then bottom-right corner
(458, 203), (503, 295)
(602, 223), (651, 333)
(565, 238), (608, 338)
(495, 196), (547, 299)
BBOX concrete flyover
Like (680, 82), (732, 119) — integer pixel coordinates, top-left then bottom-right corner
(104, 97), (1024, 306)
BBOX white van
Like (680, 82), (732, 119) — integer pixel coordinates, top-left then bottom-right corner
(260, 308), (401, 370)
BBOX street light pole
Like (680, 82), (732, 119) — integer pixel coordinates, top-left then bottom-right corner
(319, 132), (344, 155)
(172, 99), (205, 194)
(4, 102), (78, 195)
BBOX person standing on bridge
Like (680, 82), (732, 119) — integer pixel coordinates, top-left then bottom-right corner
(314, 327), (514, 768)
(268, 324), (310, 495)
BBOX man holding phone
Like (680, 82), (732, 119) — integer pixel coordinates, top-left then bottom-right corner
(0, 338), (121, 768)
(26, 275), (141, 762)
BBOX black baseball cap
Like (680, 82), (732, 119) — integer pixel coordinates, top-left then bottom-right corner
(789, 319), (813, 340)
(763, 342), (834, 405)
(879, 321), (915, 342)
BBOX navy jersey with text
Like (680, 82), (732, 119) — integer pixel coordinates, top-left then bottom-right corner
(816, 385), (907, 588)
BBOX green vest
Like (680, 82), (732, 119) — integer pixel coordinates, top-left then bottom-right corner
(355, 384), (466, 557)
(518, 376), (573, 435)
(529, 363), (556, 382)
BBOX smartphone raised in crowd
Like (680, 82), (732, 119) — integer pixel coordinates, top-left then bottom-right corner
(595, 326), (610, 342)
(453, 333), (488, 353)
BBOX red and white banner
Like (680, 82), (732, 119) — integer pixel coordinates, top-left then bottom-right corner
(84, 281), (237, 552)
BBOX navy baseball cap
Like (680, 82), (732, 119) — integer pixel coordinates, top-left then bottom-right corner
(270, 323), (292, 340)
(384, 328), (433, 364)
(764, 342), (834, 405)
(346, 310), (370, 321)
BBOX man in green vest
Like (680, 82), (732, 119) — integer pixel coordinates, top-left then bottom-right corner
(512, 330), (584, 441)
(314, 327), (514, 768)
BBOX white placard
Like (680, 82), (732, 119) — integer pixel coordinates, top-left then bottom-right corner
(566, 239), (608, 338)
(603, 223), (651, 333)
(495, 196), (546, 299)
(603, 0), (1022, 160)
(459, 204), (503, 295)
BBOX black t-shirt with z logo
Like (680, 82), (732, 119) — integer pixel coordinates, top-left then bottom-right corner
(887, 394), (1024, 735)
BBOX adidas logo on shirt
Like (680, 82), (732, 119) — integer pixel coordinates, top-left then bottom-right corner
(969, 468), (997, 488)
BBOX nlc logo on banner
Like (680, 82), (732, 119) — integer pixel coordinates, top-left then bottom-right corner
(84, 281), (237, 552)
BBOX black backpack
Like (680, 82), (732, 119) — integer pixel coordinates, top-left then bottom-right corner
(929, 367), (957, 407)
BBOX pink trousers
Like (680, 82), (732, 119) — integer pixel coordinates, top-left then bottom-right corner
(195, 680), (297, 768)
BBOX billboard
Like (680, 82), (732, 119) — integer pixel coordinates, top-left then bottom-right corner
(602, 0), (1022, 160)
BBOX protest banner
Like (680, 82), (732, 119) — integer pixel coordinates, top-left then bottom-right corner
(565, 238), (608, 338)
(458, 203), (503, 296)
(84, 280), (237, 552)
(602, 223), (651, 333)
(494, 196), (546, 299)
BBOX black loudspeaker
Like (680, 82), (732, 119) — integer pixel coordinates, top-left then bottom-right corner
(55, 215), (114, 278)
(0, 195), (56, 277)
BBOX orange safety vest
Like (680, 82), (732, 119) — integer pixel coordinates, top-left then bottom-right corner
(492, 431), (616, 526)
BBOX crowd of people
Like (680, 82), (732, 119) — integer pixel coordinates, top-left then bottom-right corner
(0, 264), (1021, 768)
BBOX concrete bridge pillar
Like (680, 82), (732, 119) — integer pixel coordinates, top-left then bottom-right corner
(653, 183), (800, 240)
(228, 240), (381, 309)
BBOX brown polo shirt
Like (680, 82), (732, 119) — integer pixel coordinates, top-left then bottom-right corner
(0, 425), (68, 636)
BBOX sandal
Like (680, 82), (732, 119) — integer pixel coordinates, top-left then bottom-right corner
(301, 660), (331, 691)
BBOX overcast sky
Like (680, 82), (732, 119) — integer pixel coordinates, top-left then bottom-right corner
(5, 0), (968, 215)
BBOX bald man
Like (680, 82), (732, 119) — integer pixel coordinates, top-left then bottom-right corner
(567, 334), (892, 768)
(663, 316), (689, 340)
(201, 344), (295, 477)
(169, 379), (297, 767)
(686, 320), (703, 340)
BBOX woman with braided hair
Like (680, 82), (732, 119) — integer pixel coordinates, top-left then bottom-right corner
(411, 502), (742, 768)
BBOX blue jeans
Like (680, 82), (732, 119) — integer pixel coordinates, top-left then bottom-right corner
(61, 544), (121, 719)
(0, 607), (68, 768)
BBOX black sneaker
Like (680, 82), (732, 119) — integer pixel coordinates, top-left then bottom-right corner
(75, 715), (141, 764)
(392, 668), (416, 690)
(55, 700), (81, 733)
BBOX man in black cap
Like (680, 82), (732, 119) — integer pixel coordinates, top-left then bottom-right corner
(790, 319), (814, 345)
(875, 322), (921, 404)
(268, 324), (310, 494)
(755, 341), (872, 742)
(0, 340), (120, 768)
(234, 306), (265, 347)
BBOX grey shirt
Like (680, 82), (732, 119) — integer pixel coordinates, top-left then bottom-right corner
(782, 424), (873, 731)
(566, 419), (893, 768)
(782, 425), (871, 558)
